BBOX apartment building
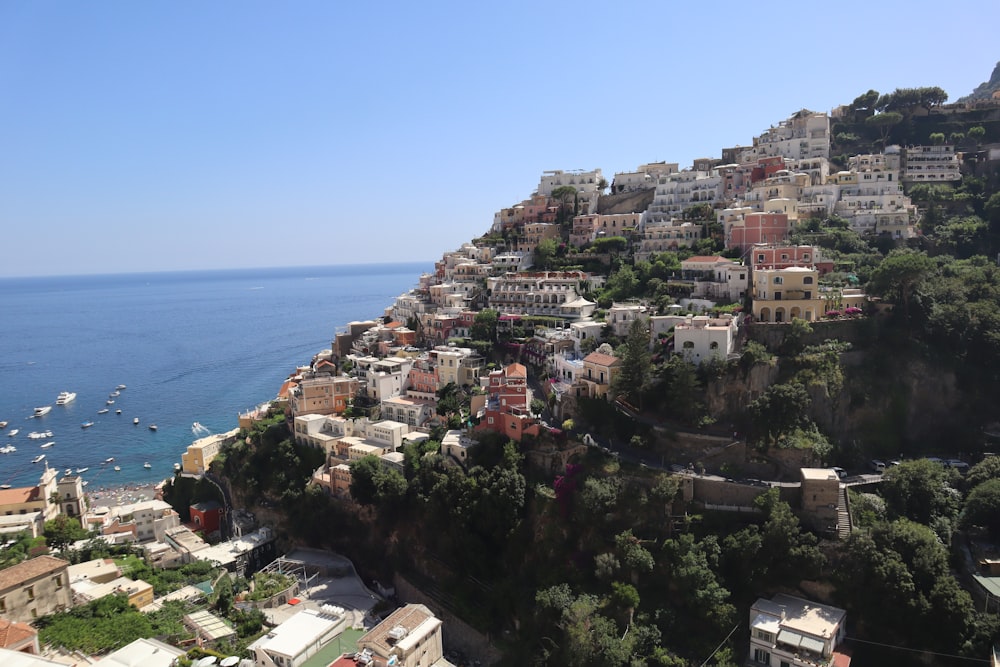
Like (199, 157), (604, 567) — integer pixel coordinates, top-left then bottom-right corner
(356, 603), (445, 667)
(752, 267), (821, 323)
(0, 555), (71, 623)
(748, 594), (847, 667)
(673, 315), (739, 365)
(902, 144), (961, 182)
(181, 428), (240, 475)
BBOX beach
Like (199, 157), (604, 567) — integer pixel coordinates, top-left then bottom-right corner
(86, 481), (163, 508)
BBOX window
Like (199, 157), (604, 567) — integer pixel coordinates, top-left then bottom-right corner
(710, 342), (719, 350)
(683, 341), (694, 349)
(26, 586), (34, 600)
(753, 648), (771, 665)
(53, 576), (63, 589)
(803, 276), (814, 285)
(0, 597), (5, 612)
(773, 276), (783, 285)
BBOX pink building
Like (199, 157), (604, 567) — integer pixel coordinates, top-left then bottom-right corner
(487, 362), (529, 413)
(750, 245), (834, 275)
(728, 212), (791, 252)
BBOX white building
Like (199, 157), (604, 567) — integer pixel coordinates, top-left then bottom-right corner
(673, 315), (739, 364)
(748, 594), (847, 667)
(536, 168), (604, 196)
(249, 607), (348, 667)
(902, 144), (961, 182)
(356, 603), (447, 667)
(93, 637), (185, 667)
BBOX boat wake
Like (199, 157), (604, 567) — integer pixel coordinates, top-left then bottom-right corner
(191, 422), (211, 436)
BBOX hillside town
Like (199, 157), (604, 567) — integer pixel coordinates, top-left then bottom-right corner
(4, 87), (1000, 667)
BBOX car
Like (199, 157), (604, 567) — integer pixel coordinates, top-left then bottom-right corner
(870, 459), (886, 473)
(832, 467), (847, 480)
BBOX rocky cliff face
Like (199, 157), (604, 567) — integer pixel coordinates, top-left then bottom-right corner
(958, 60), (1000, 103)
(705, 349), (969, 461)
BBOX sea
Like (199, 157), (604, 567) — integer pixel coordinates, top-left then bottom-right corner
(0, 262), (429, 491)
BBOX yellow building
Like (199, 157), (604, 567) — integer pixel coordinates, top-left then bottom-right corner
(752, 267), (821, 323)
(181, 428), (240, 475)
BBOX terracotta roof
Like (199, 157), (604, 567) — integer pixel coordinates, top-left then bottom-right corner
(0, 555), (69, 592)
(583, 352), (620, 367)
(0, 617), (36, 648)
(0, 486), (36, 505)
(682, 255), (725, 263)
(504, 363), (527, 377)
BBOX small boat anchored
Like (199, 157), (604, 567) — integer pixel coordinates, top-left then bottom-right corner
(8, 429), (18, 437)
(33, 406), (52, 417)
(97, 408), (109, 415)
(40, 441), (54, 449)
(81, 422), (94, 429)
(115, 384), (126, 391)
(31, 454), (45, 464)
(0, 421), (8, 429)
(133, 418), (139, 425)
(104, 457), (115, 464)
(143, 462), (152, 469)
(115, 409), (122, 415)
(75, 467), (88, 473)
(113, 466), (121, 472)
(106, 399), (115, 405)
(148, 424), (157, 432)
(109, 391), (120, 398)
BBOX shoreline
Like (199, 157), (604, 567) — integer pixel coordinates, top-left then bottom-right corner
(86, 481), (163, 508)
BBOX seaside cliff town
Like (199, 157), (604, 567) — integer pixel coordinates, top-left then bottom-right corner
(5, 76), (1000, 666)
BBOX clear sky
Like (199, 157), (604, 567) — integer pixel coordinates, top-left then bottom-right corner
(1, 1), (998, 277)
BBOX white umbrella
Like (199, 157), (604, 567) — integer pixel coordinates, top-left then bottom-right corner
(220, 658), (239, 667)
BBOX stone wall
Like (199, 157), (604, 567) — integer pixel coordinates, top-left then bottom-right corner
(393, 574), (502, 666)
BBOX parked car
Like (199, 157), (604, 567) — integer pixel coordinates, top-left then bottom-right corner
(870, 460), (886, 473)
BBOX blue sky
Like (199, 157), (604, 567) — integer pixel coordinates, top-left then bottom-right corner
(1, 1), (997, 277)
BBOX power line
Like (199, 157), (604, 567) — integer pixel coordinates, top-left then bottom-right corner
(846, 636), (989, 663)
(700, 623), (741, 667)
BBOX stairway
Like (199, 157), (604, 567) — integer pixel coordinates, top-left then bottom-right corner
(837, 483), (852, 539)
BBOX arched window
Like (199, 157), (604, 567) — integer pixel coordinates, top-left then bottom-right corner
(710, 342), (719, 350)
(683, 341), (694, 349)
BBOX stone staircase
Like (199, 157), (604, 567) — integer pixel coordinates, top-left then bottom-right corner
(837, 483), (852, 539)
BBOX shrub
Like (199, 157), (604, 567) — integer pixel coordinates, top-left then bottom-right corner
(825, 310), (842, 318)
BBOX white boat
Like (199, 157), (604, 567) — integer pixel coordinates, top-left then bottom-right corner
(148, 424), (157, 432)
(109, 391), (120, 398)
(28, 431), (52, 439)
(8, 429), (18, 437)
(0, 445), (15, 454)
(81, 422), (94, 429)
(173, 463), (181, 471)
(143, 462), (152, 469)
(64, 468), (72, 475)
(0, 484), (10, 490)
(104, 457), (114, 463)
(115, 409), (122, 414)
(75, 467), (88, 473)
(106, 399), (115, 405)
(40, 442), (55, 449)
(31, 454), (45, 464)
(97, 408), (109, 414)
(0, 421), (7, 429)
(116, 384), (127, 390)
(113, 466), (121, 472)
(33, 406), (52, 417)
(133, 418), (139, 425)
(55, 392), (76, 405)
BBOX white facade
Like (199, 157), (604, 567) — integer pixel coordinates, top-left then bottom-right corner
(673, 315), (738, 365)
(248, 607), (347, 667)
(536, 169), (604, 196)
(748, 594), (846, 667)
(902, 144), (961, 182)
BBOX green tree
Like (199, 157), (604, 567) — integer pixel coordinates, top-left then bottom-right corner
(849, 89), (880, 118)
(534, 237), (559, 270)
(837, 519), (974, 651)
(470, 309), (498, 342)
(748, 382), (811, 444)
(612, 317), (651, 407)
(961, 478), (1000, 539)
(966, 456), (1000, 489)
(880, 458), (959, 526)
(348, 454), (382, 506)
(968, 125), (986, 145)
(928, 132), (946, 145)
(865, 111), (903, 145)
(43, 515), (89, 551)
(867, 249), (935, 318)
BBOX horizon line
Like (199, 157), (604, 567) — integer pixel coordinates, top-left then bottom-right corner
(0, 259), (436, 281)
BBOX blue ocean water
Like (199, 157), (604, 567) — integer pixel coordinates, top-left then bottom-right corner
(0, 263), (427, 490)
